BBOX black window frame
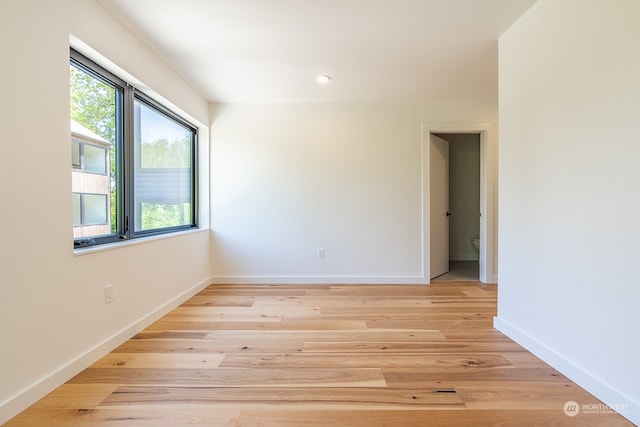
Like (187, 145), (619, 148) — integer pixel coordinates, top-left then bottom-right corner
(71, 48), (198, 249)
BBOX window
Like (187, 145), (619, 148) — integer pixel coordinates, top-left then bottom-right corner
(134, 98), (194, 232)
(73, 193), (109, 226)
(70, 49), (197, 248)
(72, 139), (108, 174)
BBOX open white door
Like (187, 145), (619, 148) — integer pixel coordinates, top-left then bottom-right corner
(430, 134), (449, 279)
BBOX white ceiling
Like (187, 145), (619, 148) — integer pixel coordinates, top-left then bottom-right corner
(98, 0), (536, 104)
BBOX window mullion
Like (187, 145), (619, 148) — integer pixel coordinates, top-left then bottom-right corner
(122, 84), (136, 240)
(191, 132), (198, 227)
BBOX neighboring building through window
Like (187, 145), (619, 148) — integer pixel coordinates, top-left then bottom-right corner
(70, 49), (197, 248)
(71, 120), (111, 238)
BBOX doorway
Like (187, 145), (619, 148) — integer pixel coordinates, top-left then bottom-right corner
(431, 133), (480, 281)
(421, 124), (493, 283)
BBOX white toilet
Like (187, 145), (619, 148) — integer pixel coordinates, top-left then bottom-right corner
(470, 237), (480, 254)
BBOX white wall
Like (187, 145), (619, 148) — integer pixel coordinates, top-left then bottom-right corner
(210, 103), (496, 283)
(496, 0), (640, 424)
(0, 1), (211, 423)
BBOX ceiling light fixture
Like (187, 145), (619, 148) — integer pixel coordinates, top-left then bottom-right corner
(317, 74), (331, 84)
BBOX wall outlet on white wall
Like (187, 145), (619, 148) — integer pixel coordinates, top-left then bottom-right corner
(317, 248), (325, 259)
(104, 284), (114, 304)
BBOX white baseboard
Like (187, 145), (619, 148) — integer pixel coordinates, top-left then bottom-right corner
(0, 276), (213, 425)
(494, 316), (639, 426)
(210, 275), (427, 285)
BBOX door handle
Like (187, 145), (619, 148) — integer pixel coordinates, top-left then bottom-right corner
(446, 212), (452, 216)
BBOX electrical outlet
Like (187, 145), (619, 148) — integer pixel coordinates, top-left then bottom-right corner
(317, 248), (325, 259)
(104, 284), (114, 304)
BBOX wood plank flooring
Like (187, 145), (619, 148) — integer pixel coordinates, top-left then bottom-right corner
(5, 282), (633, 426)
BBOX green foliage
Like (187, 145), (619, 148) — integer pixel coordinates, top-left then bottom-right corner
(141, 137), (191, 169)
(140, 203), (190, 230)
(69, 66), (116, 144)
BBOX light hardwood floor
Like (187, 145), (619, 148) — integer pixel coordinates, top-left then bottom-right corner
(6, 282), (632, 426)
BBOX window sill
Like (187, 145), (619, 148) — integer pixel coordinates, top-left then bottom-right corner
(73, 227), (207, 256)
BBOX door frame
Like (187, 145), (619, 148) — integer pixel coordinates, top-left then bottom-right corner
(421, 123), (496, 283)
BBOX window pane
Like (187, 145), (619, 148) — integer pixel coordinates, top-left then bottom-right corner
(140, 202), (191, 230)
(134, 99), (192, 231)
(70, 63), (118, 239)
(72, 140), (80, 169)
(72, 193), (81, 226)
(83, 144), (107, 174)
(84, 194), (108, 225)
